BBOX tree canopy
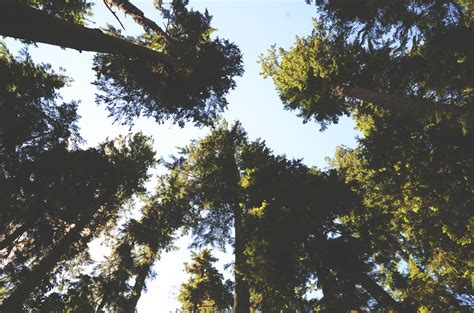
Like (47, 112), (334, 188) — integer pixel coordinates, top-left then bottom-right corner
(1, 0), (472, 312)
(259, 0), (473, 311)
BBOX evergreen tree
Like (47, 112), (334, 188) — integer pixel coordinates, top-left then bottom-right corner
(0, 0), (243, 127)
(260, 1), (473, 310)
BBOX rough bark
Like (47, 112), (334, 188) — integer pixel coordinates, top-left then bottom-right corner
(0, 1), (173, 66)
(104, 0), (172, 44)
(225, 133), (251, 313)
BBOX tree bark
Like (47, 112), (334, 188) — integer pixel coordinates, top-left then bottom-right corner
(0, 223), (28, 252)
(0, 1), (173, 66)
(125, 262), (153, 313)
(345, 266), (402, 310)
(335, 86), (468, 128)
(104, 0), (172, 44)
(316, 237), (404, 311)
(233, 210), (250, 313)
(0, 210), (96, 311)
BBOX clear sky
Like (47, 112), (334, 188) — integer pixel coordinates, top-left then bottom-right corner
(6, 1), (358, 311)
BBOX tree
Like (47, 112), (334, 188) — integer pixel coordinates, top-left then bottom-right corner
(179, 249), (233, 312)
(260, 0), (473, 131)
(0, 44), (157, 311)
(1, 0), (244, 310)
(91, 174), (192, 313)
(0, 132), (157, 312)
(260, 1), (473, 310)
(165, 121), (250, 312)
(0, 0), (243, 126)
(165, 122), (408, 312)
(239, 147), (404, 311)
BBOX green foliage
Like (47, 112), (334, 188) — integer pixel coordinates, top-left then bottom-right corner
(0, 44), (158, 311)
(179, 249), (233, 312)
(27, 0), (93, 24)
(261, 0), (473, 130)
(259, 1), (473, 310)
(165, 121), (247, 248)
(93, 0), (244, 127)
(332, 118), (473, 310)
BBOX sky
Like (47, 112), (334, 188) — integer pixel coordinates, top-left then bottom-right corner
(5, 1), (358, 311)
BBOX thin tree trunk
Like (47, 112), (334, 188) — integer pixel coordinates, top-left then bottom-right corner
(385, 235), (463, 310)
(0, 1), (172, 66)
(233, 209), (250, 313)
(0, 206), (46, 252)
(104, 0), (172, 44)
(346, 267), (402, 310)
(125, 262), (153, 313)
(315, 237), (404, 311)
(0, 223), (28, 252)
(0, 211), (95, 311)
(222, 128), (251, 313)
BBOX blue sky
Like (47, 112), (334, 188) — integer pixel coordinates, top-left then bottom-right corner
(6, 1), (358, 311)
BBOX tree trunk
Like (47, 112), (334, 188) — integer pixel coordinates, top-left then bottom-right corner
(125, 262), (153, 313)
(345, 267), (402, 310)
(0, 222), (28, 252)
(335, 86), (467, 128)
(0, 211), (95, 311)
(0, 1), (172, 66)
(233, 208), (250, 313)
(385, 235), (463, 310)
(104, 0), (172, 44)
(316, 237), (404, 311)
(0, 207), (45, 252)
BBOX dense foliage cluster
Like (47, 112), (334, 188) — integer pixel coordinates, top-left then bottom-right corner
(179, 249), (233, 312)
(94, 1), (243, 126)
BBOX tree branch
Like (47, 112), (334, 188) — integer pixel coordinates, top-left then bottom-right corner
(104, 0), (173, 44)
(0, 1), (173, 67)
(335, 86), (470, 130)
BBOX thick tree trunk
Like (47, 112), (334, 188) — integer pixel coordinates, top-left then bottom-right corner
(335, 86), (467, 128)
(0, 1), (172, 66)
(233, 209), (250, 313)
(0, 211), (95, 311)
(104, 0), (172, 44)
(336, 86), (425, 116)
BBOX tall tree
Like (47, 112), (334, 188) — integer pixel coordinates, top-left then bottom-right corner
(165, 122), (409, 312)
(260, 1), (473, 310)
(0, 132), (156, 312)
(165, 121), (250, 312)
(0, 44), (158, 310)
(91, 175), (191, 313)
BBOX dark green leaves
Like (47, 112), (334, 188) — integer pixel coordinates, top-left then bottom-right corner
(93, 1), (243, 127)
